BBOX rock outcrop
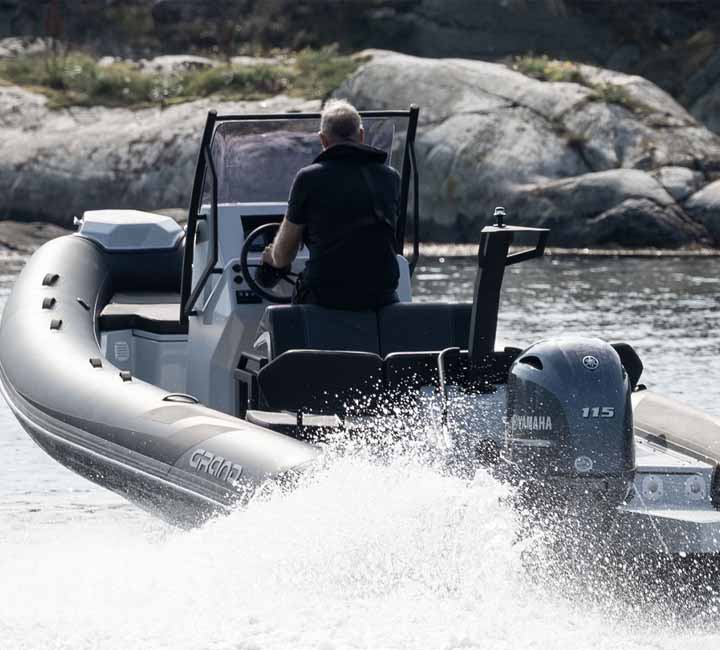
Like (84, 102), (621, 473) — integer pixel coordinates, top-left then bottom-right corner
(684, 180), (720, 244)
(0, 221), (69, 254)
(3, 50), (720, 247)
(0, 90), (319, 226)
(338, 51), (720, 246)
(5, 1), (720, 133)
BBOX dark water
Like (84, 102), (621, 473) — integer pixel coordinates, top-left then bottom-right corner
(415, 255), (720, 414)
(0, 252), (718, 649)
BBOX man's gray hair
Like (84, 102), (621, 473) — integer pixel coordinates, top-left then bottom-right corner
(320, 99), (362, 141)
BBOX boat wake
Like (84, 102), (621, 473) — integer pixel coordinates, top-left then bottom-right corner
(1, 436), (719, 650)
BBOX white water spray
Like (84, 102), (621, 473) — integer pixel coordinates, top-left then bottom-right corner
(1, 450), (715, 650)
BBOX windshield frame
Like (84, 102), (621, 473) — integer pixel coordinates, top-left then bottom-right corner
(180, 107), (420, 321)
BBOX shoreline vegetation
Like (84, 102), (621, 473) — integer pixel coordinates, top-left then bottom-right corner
(0, 46), (647, 113)
(0, 44), (364, 107)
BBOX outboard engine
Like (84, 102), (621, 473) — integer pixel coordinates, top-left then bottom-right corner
(463, 213), (634, 512)
(505, 337), (635, 508)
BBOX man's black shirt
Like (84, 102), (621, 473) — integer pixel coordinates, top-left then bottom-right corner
(286, 142), (401, 309)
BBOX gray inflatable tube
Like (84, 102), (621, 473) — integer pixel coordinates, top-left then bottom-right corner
(0, 234), (319, 526)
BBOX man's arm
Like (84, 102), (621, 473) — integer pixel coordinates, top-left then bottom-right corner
(262, 218), (304, 268)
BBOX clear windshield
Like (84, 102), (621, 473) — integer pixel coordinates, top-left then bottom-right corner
(206, 116), (409, 205)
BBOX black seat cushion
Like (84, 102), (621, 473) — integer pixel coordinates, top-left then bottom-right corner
(99, 292), (186, 335)
(257, 305), (380, 358)
(384, 351), (441, 392)
(257, 350), (383, 415)
(377, 302), (471, 356)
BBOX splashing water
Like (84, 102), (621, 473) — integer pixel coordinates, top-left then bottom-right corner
(1, 450), (718, 650)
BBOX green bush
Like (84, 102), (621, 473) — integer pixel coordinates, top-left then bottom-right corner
(182, 64), (288, 99)
(292, 45), (365, 98)
(0, 45), (365, 108)
(512, 55), (585, 84)
(0, 53), (157, 105)
(588, 81), (635, 108)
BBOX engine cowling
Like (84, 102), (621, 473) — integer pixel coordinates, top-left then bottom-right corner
(505, 337), (635, 506)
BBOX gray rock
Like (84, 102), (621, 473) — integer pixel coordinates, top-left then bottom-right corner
(97, 56), (120, 68)
(0, 221), (70, 253)
(0, 36), (45, 59)
(510, 170), (708, 247)
(0, 85), (48, 129)
(138, 54), (219, 74)
(230, 55), (288, 67)
(651, 166), (703, 202)
(0, 91), (320, 225)
(586, 199), (706, 248)
(3, 49), (720, 248)
(684, 180), (720, 244)
(338, 51), (720, 244)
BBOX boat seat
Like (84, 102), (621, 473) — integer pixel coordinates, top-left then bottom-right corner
(255, 305), (380, 359)
(255, 302), (472, 360)
(249, 303), (478, 414)
(99, 292), (187, 335)
(257, 350), (383, 415)
(384, 351), (442, 393)
(377, 302), (471, 356)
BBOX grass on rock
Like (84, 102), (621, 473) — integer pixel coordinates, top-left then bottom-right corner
(512, 55), (585, 84)
(513, 55), (641, 112)
(0, 45), (363, 108)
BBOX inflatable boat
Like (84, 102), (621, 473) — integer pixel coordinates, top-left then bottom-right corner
(2, 107), (720, 554)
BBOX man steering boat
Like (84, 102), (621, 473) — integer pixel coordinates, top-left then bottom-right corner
(262, 99), (401, 310)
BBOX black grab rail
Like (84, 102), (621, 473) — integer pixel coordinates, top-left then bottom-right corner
(396, 105), (419, 261)
(180, 110), (217, 325)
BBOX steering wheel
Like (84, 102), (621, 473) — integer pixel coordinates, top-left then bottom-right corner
(240, 223), (299, 304)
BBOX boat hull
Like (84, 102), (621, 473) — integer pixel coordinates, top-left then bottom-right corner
(0, 234), (320, 525)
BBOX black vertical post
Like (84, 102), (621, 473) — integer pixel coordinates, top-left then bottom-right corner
(396, 104), (420, 254)
(468, 210), (548, 364)
(468, 228), (514, 362)
(180, 111), (217, 325)
(408, 140), (420, 274)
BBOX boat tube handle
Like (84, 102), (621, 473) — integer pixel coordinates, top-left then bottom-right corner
(437, 347), (461, 428)
(162, 393), (200, 404)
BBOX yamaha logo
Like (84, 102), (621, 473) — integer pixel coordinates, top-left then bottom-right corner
(574, 456), (594, 473)
(582, 355), (599, 370)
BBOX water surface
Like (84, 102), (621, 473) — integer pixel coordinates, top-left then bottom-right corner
(0, 253), (718, 649)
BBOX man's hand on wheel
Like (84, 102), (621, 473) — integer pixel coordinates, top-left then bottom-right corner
(262, 244), (276, 267)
